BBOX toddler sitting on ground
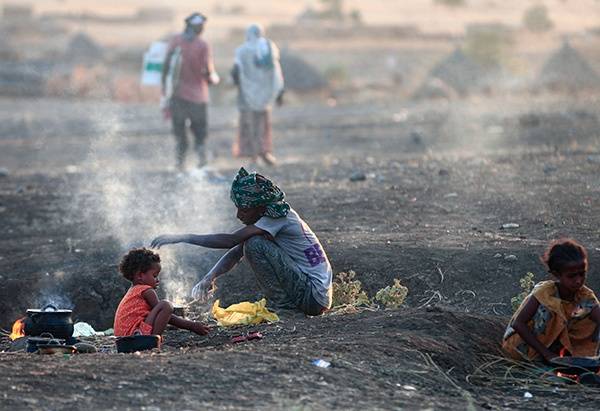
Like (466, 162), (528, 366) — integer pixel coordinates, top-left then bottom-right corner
(114, 248), (210, 337)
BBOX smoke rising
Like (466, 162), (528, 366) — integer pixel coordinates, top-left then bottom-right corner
(75, 106), (232, 303)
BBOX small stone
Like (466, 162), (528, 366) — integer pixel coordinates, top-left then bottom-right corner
(501, 223), (520, 229)
(543, 165), (557, 174)
(74, 342), (98, 354)
(493, 253), (503, 258)
(444, 192), (458, 198)
(438, 169), (450, 176)
(410, 131), (424, 145)
(0, 168), (9, 177)
(504, 255), (518, 262)
(588, 155), (600, 164)
(349, 171), (367, 182)
(486, 125), (503, 134)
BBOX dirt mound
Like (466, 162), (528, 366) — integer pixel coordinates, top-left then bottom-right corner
(413, 48), (486, 98)
(0, 62), (46, 97)
(280, 51), (329, 92)
(412, 77), (458, 100)
(535, 41), (600, 92)
(64, 32), (104, 63)
(0, 308), (508, 410)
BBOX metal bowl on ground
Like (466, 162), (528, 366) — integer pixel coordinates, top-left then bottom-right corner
(24, 304), (74, 340)
(550, 356), (600, 375)
(115, 335), (161, 353)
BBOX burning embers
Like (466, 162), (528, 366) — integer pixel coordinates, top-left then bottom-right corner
(550, 351), (600, 385)
(9, 318), (25, 340)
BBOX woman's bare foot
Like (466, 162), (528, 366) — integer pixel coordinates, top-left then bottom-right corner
(261, 153), (277, 166)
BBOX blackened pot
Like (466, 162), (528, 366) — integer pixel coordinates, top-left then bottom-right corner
(24, 304), (74, 340)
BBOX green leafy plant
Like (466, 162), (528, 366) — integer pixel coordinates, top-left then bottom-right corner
(332, 270), (370, 307)
(375, 279), (408, 309)
(511, 272), (535, 312)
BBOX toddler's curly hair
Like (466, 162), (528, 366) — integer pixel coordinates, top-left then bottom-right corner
(119, 248), (160, 281)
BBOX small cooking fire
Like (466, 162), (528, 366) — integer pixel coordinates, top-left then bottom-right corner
(9, 318), (25, 340)
(555, 347), (580, 382)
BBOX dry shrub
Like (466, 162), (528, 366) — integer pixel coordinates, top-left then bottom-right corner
(433, 0), (466, 7)
(522, 5), (554, 33)
(332, 270), (370, 307)
(465, 24), (514, 68)
(511, 272), (535, 312)
(375, 279), (408, 309)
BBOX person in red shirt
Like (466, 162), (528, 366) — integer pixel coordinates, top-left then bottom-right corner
(161, 12), (219, 170)
(114, 248), (210, 337)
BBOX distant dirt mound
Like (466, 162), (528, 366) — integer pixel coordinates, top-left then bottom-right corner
(280, 51), (328, 92)
(535, 41), (600, 92)
(0, 36), (18, 60)
(412, 77), (458, 101)
(413, 48), (486, 99)
(65, 32), (104, 63)
(0, 63), (45, 96)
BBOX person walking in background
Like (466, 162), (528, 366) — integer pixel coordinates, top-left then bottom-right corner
(231, 24), (284, 166)
(162, 12), (219, 171)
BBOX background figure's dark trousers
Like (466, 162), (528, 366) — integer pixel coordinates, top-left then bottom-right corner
(170, 97), (208, 168)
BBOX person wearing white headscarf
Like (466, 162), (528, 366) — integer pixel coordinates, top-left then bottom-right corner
(231, 24), (284, 166)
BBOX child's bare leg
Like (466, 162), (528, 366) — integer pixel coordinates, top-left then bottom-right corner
(144, 301), (173, 335)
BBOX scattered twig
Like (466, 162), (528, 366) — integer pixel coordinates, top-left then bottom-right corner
(424, 352), (476, 411)
(435, 265), (445, 284)
(417, 290), (443, 308)
(489, 302), (507, 316)
(468, 354), (599, 393)
(455, 290), (477, 298)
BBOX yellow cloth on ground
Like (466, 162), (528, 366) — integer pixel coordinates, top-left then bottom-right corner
(212, 298), (279, 327)
(502, 280), (599, 360)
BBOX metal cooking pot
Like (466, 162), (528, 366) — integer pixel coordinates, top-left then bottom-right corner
(24, 304), (74, 340)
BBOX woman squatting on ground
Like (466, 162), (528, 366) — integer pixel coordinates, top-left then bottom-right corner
(151, 167), (332, 316)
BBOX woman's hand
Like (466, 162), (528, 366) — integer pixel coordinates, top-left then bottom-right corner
(150, 234), (182, 249)
(189, 322), (211, 336)
(191, 277), (213, 301)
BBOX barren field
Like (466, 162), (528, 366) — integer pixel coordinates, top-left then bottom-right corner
(1, 93), (600, 409)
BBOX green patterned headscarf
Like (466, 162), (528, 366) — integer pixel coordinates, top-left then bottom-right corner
(230, 167), (290, 218)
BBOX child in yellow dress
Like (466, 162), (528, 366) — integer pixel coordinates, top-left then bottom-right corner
(503, 239), (600, 362)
